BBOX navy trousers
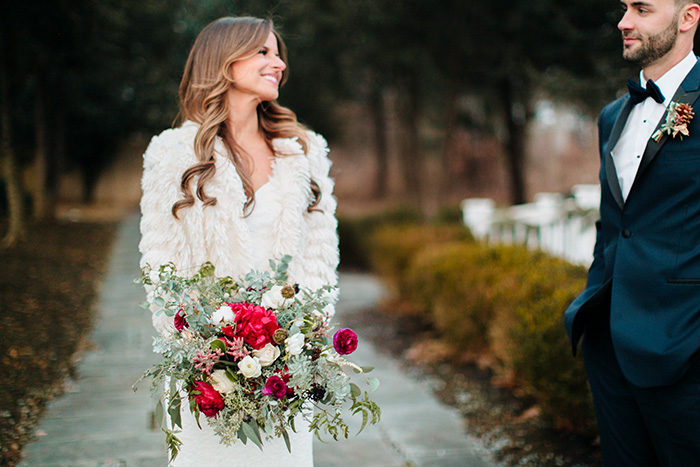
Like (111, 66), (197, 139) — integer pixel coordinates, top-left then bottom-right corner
(582, 308), (700, 466)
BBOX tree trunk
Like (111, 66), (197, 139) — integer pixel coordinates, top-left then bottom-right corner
(33, 72), (50, 220)
(440, 75), (459, 201)
(439, 0), (465, 202)
(52, 105), (66, 207)
(0, 58), (26, 247)
(500, 76), (528, 205)
(370, 86), (389, 199)
(398, 76), (421, 204)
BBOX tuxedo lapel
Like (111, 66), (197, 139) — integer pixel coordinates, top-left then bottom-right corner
(605, 98), (633, 209)
(635, 59), (700, 181)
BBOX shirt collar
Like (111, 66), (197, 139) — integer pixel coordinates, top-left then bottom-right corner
(640, 51), (697, 106)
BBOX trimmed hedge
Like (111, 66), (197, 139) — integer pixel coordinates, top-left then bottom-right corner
(368, 223), (473, 298)
(337, 206), (423, 270)
(365, 222), (596, 434)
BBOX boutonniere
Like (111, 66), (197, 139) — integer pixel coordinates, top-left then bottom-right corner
(652, 101), (694, 142)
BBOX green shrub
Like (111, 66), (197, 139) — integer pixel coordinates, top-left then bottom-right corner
(407, 243), (535, 352)
(337, 206), (423, 270)
(387, 240), (596, 434)
(368, 224), (472, 295)
(490, 255), (595, 433)
(434, 204), (465, 225)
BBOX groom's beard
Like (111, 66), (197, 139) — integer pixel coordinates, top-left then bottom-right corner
(622, 17), (679, 67)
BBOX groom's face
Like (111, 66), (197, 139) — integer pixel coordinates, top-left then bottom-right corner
(618, 0), (681, 66)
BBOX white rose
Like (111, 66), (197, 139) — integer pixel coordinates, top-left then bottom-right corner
(211, 304), (234, 324)
(285, 333), (305, 356)
(261, 285), (286, 309)
(238, 356), (262, 379)
(210, 369), (235, 394)
(252, 343), (281, 367)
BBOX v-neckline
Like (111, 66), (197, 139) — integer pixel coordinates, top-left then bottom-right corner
(252, 156), (277, 195)
(254, 179), (273, 196)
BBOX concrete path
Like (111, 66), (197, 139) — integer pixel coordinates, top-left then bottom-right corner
(19, 213), (501, 467)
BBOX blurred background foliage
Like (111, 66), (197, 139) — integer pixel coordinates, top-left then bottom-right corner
(0, 0), (650, 245)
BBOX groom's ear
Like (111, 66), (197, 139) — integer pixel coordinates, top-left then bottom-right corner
(680, 3), (700, 33)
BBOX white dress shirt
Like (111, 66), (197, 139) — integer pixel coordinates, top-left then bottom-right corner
(612, 50), (697, 201)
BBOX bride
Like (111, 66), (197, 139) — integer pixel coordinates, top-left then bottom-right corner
(138, 16), (338, 467)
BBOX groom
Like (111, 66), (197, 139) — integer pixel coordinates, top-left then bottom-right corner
(564, 0), (700, 465)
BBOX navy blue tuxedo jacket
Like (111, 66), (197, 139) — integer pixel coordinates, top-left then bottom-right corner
(565, 59), (700, 388)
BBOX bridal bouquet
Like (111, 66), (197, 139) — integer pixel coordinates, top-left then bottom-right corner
(136, 256), (380, 460)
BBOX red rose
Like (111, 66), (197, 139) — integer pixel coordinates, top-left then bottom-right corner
(221, 325), (235, 340)
(261, 375), (287, 399)
(189, 381), (224, 418)
(174, 309), (189, 331)
(231, 302), (280, 350)
(333, 328), (358, 355)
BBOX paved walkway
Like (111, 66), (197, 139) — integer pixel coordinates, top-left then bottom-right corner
(19, 212), (501, 467)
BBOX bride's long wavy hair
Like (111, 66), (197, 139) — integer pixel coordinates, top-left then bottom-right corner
(173, 17), (318, 218)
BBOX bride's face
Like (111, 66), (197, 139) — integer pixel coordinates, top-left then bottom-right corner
(229, 32), (286, 103)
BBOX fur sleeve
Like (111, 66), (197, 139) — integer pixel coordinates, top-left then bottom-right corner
(301, 132), (340, 313)
(138, 126), (206, 335)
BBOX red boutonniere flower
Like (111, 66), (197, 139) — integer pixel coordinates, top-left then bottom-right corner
(652, 101), (694, 142)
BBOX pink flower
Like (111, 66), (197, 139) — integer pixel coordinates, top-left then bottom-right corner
(333, 328), (358, 355)
(261, 375), (287, 399)
(189, 381), (224, 417)
(224, 336), (250, 360)
(193, 348), (223, 375)
(231, 302), (280, 350)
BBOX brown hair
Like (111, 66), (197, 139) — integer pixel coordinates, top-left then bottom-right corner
(173, 17), (318, 218)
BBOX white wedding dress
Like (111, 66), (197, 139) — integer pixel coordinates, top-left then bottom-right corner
(170, 181), (314, 467)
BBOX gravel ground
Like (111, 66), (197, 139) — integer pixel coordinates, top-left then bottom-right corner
(0, 220), (118, 466)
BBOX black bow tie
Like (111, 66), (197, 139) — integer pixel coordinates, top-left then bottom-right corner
(627, 79), (665, 105)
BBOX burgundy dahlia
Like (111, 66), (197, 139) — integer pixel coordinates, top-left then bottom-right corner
(333, 328), (358, 355)
(174, 309), (189, 331)
(261, 375), (287, 399)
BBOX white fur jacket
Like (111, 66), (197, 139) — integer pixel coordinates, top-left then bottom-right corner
(138, 121), (339, 335)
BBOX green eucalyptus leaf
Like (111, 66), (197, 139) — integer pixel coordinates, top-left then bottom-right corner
(368, 377), (380, 393)
(242, 422), (263, 450)
(169, 401), (182, 429)
(169, 390), (182, 429)
(282, 428), (291, 453)
(210, 339), (226, 352)
(155, 399), (164, 427)
(238, 426), (248, 444)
